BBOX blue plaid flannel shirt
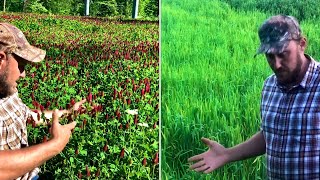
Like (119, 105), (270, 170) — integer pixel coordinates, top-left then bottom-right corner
(261, 54), (320, 179)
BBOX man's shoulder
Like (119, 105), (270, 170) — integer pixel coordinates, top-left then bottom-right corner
(0, 92), (19, 100)
(313, 60), (320, 71)
(306, 58), (320, 82)
(0, 92), (26, 117)
(263, 74), (277, 86)
(0, 92), (21, 105)
(306, 54), (320, 72)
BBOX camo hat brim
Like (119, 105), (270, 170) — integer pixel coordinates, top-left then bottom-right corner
(255, 15), (301, 56)
(0, 23), (45, 62)
(257, 36), (291, 55)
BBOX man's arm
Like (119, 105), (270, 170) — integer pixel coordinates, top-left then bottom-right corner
(0, 110), (76, 180)
(227, 130), (265, 162)
(188, 131), (265, 173)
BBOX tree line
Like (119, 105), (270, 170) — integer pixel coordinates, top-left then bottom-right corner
(1, 0), (159, 19)
(221, 0), (319, 21)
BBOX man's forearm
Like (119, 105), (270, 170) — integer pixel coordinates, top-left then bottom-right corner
(0, 140), (61, 180)
(226, 131), (266, 162)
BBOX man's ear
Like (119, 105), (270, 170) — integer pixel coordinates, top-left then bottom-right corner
(299, 37), (307, 51)
(0, 51), (8, 70)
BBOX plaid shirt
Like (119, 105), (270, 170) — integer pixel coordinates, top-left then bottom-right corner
(0, 92), (39, 180)
(261, 54), (320, 179)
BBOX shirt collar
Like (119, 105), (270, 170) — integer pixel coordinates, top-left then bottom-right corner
(299, 54), (315, 88)
(0, 92), (18, 101)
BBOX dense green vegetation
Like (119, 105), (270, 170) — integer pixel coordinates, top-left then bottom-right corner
(162, 0), (320, 179)
(1, 0), (158, 18)
(221, 0), (320, 20)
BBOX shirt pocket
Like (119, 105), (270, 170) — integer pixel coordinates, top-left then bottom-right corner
(286, 110), (320, 152)
(287, 109), (320, 135)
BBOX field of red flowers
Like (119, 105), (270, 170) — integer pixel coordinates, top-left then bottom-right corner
(0, 13), (159, 179)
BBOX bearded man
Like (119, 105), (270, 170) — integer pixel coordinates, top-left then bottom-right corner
(0, 23), (84, 180)
(189, 15), (320, 179)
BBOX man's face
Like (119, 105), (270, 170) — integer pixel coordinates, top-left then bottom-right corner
(0, 53), (27, 97)
(265, 40), (305, 86)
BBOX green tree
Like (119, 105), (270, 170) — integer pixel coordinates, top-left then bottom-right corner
(25, 0), (48, 14)
(144, 0), (158, 17)
(91, 0), (118, 16)
(115, 0), (130, 17)
(41, 0), (71, 14)
(1, 0), (159, 19)
(0, 0), (24, 12)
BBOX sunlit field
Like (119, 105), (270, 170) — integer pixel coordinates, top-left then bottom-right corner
(1, 13), (159, 179)
(161, 0), (320, 179)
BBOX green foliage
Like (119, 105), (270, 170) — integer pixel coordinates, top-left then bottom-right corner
(162, 0), (268, 179)
(0, 0), (24, 12)
(41, 0), (72, 15)
(91, 0), (118, 16)
(144, 0), (159, 17)
(115, 0), (131, 16)
(25, 0), (48, 14)
(1, 0), (159, 19)
(221, 0), (320, 20)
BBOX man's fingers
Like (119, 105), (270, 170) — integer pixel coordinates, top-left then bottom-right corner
(188, 153), (204, 162)
(78, 99), (86, 104)
(76, 99), (86, 105)
(65, 121), (77, 130)
(201, 137), (213, 146)
(194, 164), (210, 172)
(204, 166), (215, 174)
(190, 160), (205, 170)
(52, 109), (59, 125)
(73, 99), (87, 110)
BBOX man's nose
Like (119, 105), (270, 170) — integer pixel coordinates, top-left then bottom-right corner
(274, 55), (282, 69)
(20, 70), (26, 78)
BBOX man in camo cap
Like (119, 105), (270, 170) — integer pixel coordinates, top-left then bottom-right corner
(189, 15), (320, 179)
(0, 23), (84, 180)
(256, 15), (302, 55)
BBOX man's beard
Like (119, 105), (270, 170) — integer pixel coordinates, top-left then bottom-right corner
(277, 52), (303, 87)
(0, 66), (13, 98)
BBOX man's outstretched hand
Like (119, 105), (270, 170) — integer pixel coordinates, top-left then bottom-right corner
(50, 109), (77, 153)
(188, 138), (229, 174)
(57, 98), (87, 117)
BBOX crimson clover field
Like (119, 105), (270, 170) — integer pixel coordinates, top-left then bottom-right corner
(0, 13), (159, 179)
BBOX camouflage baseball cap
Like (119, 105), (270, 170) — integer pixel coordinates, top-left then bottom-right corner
(255, 15), (302, 56)
(0, 23), (45, 62)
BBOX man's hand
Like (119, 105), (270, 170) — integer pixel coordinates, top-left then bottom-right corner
(0, 110), (77, 180)
(189, 132), (266, 174)
(71, 99), (87, 111)
(55, 98), (87, 118)
(49, 109), (77, 153)
(188, 138), (229, 174)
